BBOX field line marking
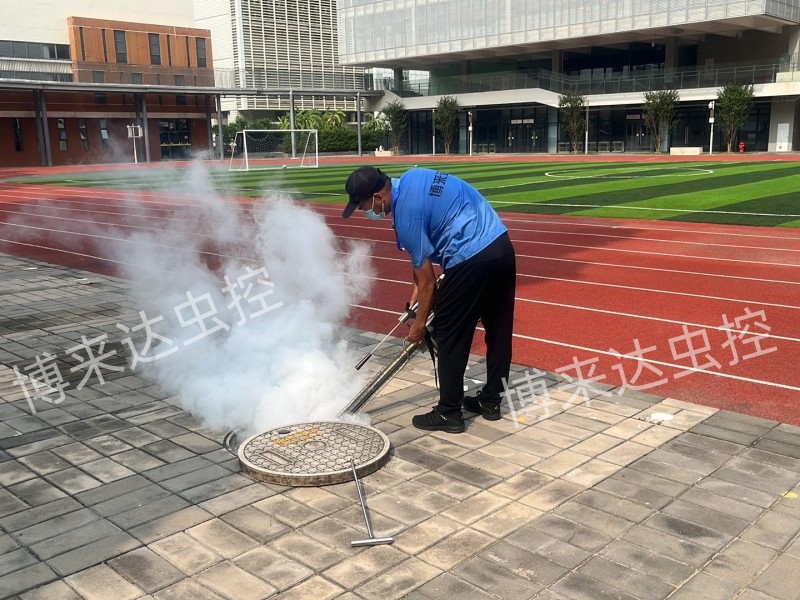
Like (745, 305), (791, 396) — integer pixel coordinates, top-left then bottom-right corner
(508, 226), (800, 253)
(509, 332), (800, 393)
(516, 297), (800, 343)
(493, 200), (800, 219)
(517, 239), (800, 268)
(520, 254), (800, 286)
(519, 273), (800, 311)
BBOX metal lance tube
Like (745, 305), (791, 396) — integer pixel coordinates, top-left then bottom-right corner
(337, 339), (424, 416)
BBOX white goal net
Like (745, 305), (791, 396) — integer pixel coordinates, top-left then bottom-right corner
(228, 129), (319, 171)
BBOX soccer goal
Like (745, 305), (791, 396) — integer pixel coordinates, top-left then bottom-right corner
(228, 129), (319, 171)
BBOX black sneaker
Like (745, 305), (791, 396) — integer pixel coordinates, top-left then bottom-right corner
(412, 407), (465, 433)
(463, 394), (502, 421)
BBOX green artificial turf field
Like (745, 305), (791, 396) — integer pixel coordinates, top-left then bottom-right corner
(13, 160), (800, 228)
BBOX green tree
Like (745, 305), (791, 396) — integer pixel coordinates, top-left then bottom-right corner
(381, 99), (408, 153)
(717, 82), (755, 152)
(295, 109), (324, 130)
(642, 89), (680, 153)
(435, 95), (461, 155)
(322, 109), (347, 129)
(558, 92), (586, 153)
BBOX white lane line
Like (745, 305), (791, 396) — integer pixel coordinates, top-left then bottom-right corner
(507, 226), (800, 254)
(517, 297), (800, 343)
(500, 215), (800, 242)
(492, 200), (800, 220)
(351, 303), (800, 393)
(521, 273), (800, 311)
(511, 332), (800, 392)
(519, 254), (800, 286)
(518, 239), (800, 269)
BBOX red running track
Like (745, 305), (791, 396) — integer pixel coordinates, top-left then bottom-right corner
(0, 172), (798, 425)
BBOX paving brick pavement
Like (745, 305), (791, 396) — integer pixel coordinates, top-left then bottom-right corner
(1, 254), (800, 599)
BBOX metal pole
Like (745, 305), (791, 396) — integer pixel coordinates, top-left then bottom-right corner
(289, 90), (297, 159)
(205, 95), (213, 159)
(357, 91), (362, 158)
(708, 100), (715, 155)
(216, 94), (224, 160)
(468, 111), (473, 156)
(432, 108), (435, 155)
(584, 104), (589, 155)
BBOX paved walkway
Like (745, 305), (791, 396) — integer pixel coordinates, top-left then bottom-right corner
(1, 253), (800, 600)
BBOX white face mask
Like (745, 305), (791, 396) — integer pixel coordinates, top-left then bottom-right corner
(363, 196), (385, 220)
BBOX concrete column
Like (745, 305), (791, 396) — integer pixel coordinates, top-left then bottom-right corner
(33, 91), (48, 167)
(141, 94), (151, 163)
(205, 95), (213, 159)
(789, 26), (800, 67)
(664, 38), (678, 70)
(551, 50), (563, 74)
(39, 91), (52, 167)
(393, 67), (404, 88)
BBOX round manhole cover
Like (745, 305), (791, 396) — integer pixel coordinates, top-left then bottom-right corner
(236, 421), (391, 486)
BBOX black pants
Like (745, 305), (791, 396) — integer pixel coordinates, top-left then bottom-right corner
(433, 232), (516, 415)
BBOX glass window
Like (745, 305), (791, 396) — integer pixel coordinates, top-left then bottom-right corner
(92, 70), (105, 83)
(174, 74), (186, 86)
(99, 118), (110, 145)
(57, 119), (67, 151)
(79, 119), (89, 151)
(13, 118), (23, 152)
(196, 38), (207, 68)
(114, 30), (127, 64)
(176, 94), (187, 105)
(95, 93), (107, 104)
(149, 33), (161, 65)
(131, 72), (143, 84)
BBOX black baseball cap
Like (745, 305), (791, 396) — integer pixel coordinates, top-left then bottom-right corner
(343, 166), (389, 218)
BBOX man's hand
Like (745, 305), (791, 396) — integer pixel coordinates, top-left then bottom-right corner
(406, 320), (427, 345)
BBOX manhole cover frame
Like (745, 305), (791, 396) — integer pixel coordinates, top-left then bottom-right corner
(236, 420), (391, 486)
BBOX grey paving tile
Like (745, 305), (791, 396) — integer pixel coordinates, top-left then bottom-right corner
(678, 487), (765, 522)
(578, 555), (676, 599)
(529, 514), (615, 552)
(152, 580), (225, 600)
(704, 539), (779, 586)
(140, 440), (195, 463)
(64, 563), (144, 600)
(128, 505), (213, 544)
(0, 562), (58, 599)
(552, 501), (636, 537)
(0, 489), (30, 520)
(45, 531), (142, 576)
(505, 528), (591, 569)
(108, 494), (190, 529)
(450, 555), (540, 599)
(194, 561), (276, 600)
(11, 506), (98, 545)
(417, 573), (498, 599)
(600, 539), (694, 587)
(552, 572), (640, 600)
(18, 579), (81, 600)
(29, 518), (121, 561)
(643, 512), (733, 550)
(480, 541), (568, 586)
(666, 572), (741, 600)
(573, 489), (655, 523)
(0, 547), (38, 577)
(7, 479), (67, 507)
(742, 511), (800, 551)
(43, 467), (102, 494)
(690, 423), (764, 446)
(661, 499), (751, 537)
(108, 547), (185, 594)
(622, 524), (717, 567)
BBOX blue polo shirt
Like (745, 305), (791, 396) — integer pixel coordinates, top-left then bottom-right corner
(390, 168), (507, 270)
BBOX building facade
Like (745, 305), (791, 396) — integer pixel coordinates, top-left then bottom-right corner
(0, 0), (217, 167)
(338, 0), (800, 154)
(194, 0), (365, 118)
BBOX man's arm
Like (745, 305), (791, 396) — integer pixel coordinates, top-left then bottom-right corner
(406, 259), (435, 345)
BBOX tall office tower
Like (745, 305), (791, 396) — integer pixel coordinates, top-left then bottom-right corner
(194, 0), (365, 118)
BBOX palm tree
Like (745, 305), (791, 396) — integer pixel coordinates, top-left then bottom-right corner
(322, 109), (347, 129)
